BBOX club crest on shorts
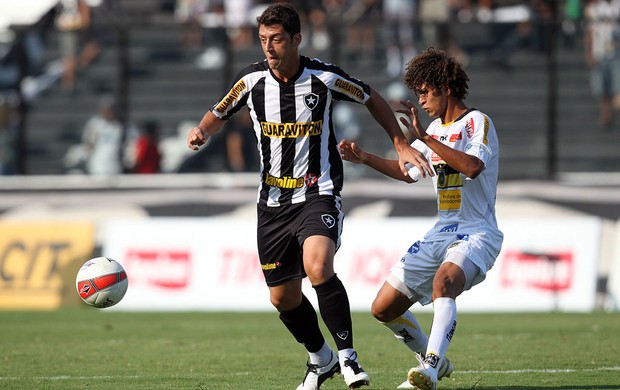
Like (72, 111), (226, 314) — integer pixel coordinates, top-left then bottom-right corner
(303, 93), (319, 110)
(321, 214), (335, 228)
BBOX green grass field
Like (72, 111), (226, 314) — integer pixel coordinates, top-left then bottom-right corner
(1, 310), (619, 390)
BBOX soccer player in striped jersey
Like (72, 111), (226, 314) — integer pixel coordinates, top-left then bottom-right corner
(186, 3), (431, 390)
(339, 47), (504, 389)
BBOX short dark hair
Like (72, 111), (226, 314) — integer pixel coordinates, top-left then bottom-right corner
(403, 47), (469, 101)
(256, 3), (301, 38)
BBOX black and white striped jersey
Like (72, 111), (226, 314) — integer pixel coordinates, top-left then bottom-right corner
(210, 56), (371, 207)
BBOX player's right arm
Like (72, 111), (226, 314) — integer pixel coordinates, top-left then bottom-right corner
(187, 110), (226, 150)
(338, 139), (416, 183)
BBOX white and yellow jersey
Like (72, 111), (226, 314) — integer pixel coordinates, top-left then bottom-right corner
(412, 109), (503, 259)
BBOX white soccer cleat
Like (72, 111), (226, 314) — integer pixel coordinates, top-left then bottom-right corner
(436, 356), (454, 380)
(397, 355), (453, 389)
(407, 365), (436, 390)
(406, 353), (439, 390)
(342, 352), (370, 389)
(296, 350), (341, 390)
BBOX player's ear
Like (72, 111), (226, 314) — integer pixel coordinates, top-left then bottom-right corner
(292, 32), (302, 47)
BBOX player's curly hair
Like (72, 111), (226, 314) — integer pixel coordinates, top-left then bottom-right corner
(256, 3), (301, 38)
(403, 47), (469, 101)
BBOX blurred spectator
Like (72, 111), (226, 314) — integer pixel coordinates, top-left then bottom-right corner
(159, 121), (195, 173)
(342, 0), (381, 60)
(584, 0), (620, 128)
(224, 107), (258, 172)
(80, 95), (123, 175)
(293, 0), (331, 52)
(0, 94), (19, 175)
(55, 0), (92, 93)
(419, 0), (469, 66)
(132, 121), (162, 174)
(225, 0), (253, 49)
(383, 0), (419, 79)
(175, 0), (210, 48)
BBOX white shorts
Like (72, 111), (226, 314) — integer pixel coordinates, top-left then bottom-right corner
(387, 233), (497, 306)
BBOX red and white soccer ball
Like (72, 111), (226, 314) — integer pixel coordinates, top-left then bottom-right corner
(76, 257), (128, 308)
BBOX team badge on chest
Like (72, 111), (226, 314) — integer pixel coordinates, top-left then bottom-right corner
(303, 93), (319, 110)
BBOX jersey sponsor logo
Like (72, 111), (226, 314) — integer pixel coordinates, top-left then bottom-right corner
(215, 79), (247, 113)
(438, 189), (462, 211)
(483, 115), (489, 145)
(260, 120), (323, 138)
(449, 132), (463, 142)
(264, 173), (304, 189)
(303, 92), (319, 110)
(465, 117), (475, 138)
(334, 78), (364, 99)
(436, 165), (462, 189)
(304, 173), (319, 188)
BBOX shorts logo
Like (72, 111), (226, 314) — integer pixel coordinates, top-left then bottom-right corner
(303, 93), (319, 110)
(407, 241), (421, 254)
(336, 331), (349, 340)
(321, 214), (335, 228)
(261, 261), (282, 270)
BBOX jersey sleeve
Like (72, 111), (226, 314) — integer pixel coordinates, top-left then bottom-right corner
(210, 64), (261, 120)
(462, 111), (495, 167)
(310, 59), (371, 104)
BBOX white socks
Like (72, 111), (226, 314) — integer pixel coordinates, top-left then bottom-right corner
(425, 297), (457, 376)
(383, 310), (429, 354)
(309, 341), (334, 366)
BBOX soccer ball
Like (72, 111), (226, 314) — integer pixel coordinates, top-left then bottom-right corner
(76, 257), (128, 308)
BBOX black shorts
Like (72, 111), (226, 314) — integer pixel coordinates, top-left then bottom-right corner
(257, 195), (343, 287)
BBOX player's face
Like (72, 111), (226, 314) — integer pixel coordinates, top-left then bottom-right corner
(258, 24), (301, 80)
(416, 85), (448, 119)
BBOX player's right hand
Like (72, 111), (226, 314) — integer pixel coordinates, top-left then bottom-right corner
(187, 126), (208, 150)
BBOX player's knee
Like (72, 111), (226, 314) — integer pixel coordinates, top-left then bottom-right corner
(371, 299), (397, 323)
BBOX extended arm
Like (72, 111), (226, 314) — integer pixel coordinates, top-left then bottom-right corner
(187, 110), (227, 150)
(338, 139), (416, 183)
(398, 100), (484, 179)
(364, 87), (433, 178)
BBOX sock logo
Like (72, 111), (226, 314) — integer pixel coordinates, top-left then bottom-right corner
(336, 331), (349, 340)
(446, 320), (457, 342)
(425, 353), (440, 368)
(398, 328), (414, 342)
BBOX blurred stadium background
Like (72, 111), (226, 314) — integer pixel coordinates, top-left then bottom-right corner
(0, 0), (619, 313)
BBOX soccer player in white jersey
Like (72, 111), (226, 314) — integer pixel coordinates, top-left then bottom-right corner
(339, 47), (504, 390)
(186, 3), (431, 390)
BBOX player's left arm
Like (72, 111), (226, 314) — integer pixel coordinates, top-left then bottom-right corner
(422, 136), (484, 179)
